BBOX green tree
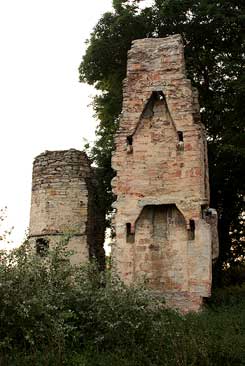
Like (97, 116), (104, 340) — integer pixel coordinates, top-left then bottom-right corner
(79, 0), (245, 280)
(80, 2), (154, 217)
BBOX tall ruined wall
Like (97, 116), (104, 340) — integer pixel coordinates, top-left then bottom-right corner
(112, 35), (218, 312)
(29, 149), (105, 267)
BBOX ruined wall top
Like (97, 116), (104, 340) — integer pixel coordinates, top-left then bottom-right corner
(30, 148), (92, 236)
(127, 35), (186, 79)
(32, 149), (91, 190)
(117, 34), (202, 141)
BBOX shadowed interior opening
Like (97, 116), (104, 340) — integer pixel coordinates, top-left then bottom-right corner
(188, 219), (195, 240)
(126, 223), (135, 243)
(36, 238), (49, 256)
(177, 131), (184, 142)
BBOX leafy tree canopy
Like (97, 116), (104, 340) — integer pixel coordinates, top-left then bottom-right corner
(79, 0), (245, 278)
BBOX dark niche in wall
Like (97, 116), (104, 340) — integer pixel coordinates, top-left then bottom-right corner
(36, 238), (49, 256)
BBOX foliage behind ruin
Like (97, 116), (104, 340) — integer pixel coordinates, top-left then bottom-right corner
(79, 0), (245, 280)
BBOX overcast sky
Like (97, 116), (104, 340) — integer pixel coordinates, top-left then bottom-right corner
(0, 0), (115, 248)
(0, 0), (153, 249)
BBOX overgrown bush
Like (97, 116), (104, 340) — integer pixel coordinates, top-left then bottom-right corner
(0, 241), (76, 362)
(0, 242), (245, 366)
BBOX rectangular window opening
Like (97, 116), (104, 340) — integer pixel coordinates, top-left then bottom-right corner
(177, 131), (184, 142)
(36, 238), (49, 256)
(188, 219), (195, 240)
(201, 205), (208, 219)
(127, 136), (133, 146)
(126, 223), (135, 243)
(126, 136), (133, 153)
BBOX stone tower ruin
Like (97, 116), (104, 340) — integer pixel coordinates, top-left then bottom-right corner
(29, 149), (105, 266)
(112, 35), (218, 312)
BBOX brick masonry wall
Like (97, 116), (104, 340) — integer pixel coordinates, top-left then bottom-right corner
(112, 35), (218, 312)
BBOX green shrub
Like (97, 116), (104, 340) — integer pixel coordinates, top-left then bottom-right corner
(0, 240), (88, 363)
(0, 242), (245, 366)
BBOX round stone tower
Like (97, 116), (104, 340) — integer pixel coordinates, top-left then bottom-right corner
(29, 149), (95, 265)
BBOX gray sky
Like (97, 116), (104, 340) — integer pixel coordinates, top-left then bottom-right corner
(0, 0), (153, 249)
(0, 0), (113, 248)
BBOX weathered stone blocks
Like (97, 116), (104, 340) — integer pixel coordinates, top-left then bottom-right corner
(29, 149), (105, 266)
(112, 35), (219, 312)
